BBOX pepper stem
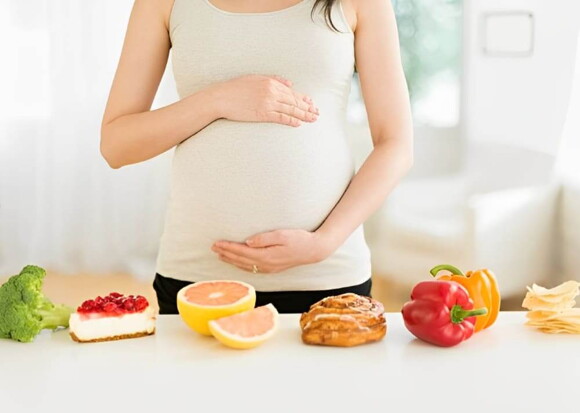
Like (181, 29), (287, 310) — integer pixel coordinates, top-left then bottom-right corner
(430, 264), (465, 277)
(450, 305), (488, 324)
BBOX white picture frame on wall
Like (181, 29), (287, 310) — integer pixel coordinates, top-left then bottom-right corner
(482, 11), (534, 57)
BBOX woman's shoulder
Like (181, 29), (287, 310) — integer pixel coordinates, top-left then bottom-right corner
(131, 0), (175, 31)
(343, 0), (396, 33)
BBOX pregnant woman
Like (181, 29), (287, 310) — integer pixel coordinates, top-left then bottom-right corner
(101, 0), (413, 314)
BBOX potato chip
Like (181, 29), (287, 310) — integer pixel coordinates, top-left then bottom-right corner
(526, 310), (560, 321)
(522, 280), (580, 334)
(524, 320), (580, 331)
(522, 297), (576, 311)
(549, 310), (580, 322)
(524, 292), (577, 305)
(528, 281), (580, 297)
(538, 326), (580, 334)
(537, 323), (580, 334)
(526, 319), (575, 328)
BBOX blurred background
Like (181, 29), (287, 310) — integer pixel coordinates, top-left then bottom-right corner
(1, 0), (579, 311)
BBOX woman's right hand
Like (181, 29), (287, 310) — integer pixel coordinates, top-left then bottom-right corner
(212, 74), (319, 127)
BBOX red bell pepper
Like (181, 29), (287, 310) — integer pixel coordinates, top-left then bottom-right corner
(401, 280), (488, 347)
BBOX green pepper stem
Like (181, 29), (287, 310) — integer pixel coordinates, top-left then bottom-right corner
(450, 305), (488, 324)
(430, 264), (465, 277)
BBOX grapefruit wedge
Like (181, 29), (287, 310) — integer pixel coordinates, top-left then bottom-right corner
(209, 304), (279, 349)
(177, 280), (256, 336)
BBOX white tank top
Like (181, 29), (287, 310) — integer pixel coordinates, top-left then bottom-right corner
(156, 0), (372, 291)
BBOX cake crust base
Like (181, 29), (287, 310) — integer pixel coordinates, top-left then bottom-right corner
(70, 329), (155, 343)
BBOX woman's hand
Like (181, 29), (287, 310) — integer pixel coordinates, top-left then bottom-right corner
(211, 229), (337, 273)
(211, 74), (319, 127)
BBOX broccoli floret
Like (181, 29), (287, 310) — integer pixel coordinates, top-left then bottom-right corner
(0, 265), (73, 342)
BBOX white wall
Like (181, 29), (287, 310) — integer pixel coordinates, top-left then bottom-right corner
(462, 0), (580, 155)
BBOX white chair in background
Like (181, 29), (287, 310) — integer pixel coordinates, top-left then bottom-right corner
(367, 1), (580, 297)
(367, 144), (558, 297)
(555, 32), (580, 284)
(560, 183), (580, 283)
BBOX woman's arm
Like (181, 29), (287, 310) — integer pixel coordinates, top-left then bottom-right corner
(312, 0), (414, 251)
(101, 0), (189, 169)
(212, 0), (413, 273)
(101, 0), (319, 169)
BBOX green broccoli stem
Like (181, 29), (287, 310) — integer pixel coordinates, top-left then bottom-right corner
(38, 303), (74, 330)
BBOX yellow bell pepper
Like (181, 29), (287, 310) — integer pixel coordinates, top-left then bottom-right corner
(430, 264), (501, 332)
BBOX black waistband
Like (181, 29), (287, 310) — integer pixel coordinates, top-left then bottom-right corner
(153, 272), (373, 314)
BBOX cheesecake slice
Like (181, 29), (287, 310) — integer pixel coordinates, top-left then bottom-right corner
(69, 292), (156, 343)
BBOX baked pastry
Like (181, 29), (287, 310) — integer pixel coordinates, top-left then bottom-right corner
(69, 292), (156, 343)
(300, 293), (387, 347)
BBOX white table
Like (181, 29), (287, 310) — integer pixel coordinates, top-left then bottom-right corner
(1, 312), (578, 413)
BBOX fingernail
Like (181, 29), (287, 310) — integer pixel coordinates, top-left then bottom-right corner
(245, 239), (254, 245)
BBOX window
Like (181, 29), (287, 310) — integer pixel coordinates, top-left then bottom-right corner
(348, 0), (462, 128)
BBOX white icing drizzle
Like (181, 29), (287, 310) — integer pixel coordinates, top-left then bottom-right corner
(302, 312), (373, 331)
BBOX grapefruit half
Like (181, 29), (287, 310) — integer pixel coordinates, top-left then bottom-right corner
(209, 304), (279, 349)
(177, 280), (256, 336)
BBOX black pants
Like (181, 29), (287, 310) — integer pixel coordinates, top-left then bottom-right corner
(153, 273), (373, 314)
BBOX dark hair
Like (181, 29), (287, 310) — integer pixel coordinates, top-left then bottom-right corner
(311, 0), (344, 33)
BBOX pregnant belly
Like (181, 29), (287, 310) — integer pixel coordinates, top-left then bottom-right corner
(167, 118), (355, 242)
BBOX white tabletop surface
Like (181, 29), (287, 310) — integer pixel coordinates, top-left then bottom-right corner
(0, 312), (578, 413)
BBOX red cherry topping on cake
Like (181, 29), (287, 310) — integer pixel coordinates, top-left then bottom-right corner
(123, 300), (134, 311)
(77, 293), (149, 314)
(103, 302), (117, 312)
(135, 296), (148, 311)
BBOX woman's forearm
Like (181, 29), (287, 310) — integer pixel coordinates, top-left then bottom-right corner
(315, 137), (413, 256)
(100, 85), (221, 169)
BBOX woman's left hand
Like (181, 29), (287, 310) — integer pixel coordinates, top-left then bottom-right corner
(211, 229), (336, 273)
